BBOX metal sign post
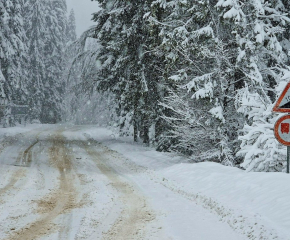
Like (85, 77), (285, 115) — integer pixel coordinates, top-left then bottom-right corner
(273, 82), (290, 173)
(287, 146), (290, 173)
(274, 115), (290, 173)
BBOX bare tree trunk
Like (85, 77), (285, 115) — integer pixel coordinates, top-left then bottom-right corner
(133, 119), (138, 142)
(143, 123), (149, 145)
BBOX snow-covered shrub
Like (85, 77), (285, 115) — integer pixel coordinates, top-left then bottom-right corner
(237, 88), (286, 172)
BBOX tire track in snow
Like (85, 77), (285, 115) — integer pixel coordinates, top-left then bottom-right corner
(20, 139), (39, 167)
(6, 131), (80, 240)
(0, 127), (46, 157)
(96, 142), (282, 240)
(0, 169), (26, 200)
(79, 141), (156, 240)
(0, 139), (39, 202)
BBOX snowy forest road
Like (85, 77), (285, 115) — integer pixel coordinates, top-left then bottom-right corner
(0, 126), (246, 240)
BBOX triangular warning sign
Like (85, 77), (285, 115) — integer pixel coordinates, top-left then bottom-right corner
(273, 82), (290, 112)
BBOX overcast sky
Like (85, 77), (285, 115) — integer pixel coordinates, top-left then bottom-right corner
(66, 0), (100, 37)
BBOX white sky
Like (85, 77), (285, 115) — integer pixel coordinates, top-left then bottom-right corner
(66, 0), (100, 37)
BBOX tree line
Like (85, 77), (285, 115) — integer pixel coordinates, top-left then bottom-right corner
(67, 0), (290, 172)
(0, 0), (76, 124)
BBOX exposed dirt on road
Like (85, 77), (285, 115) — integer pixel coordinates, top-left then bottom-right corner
(0, 169), (26, 201)
(21, 140), (39, 167)
(0, 138), (38, 203)
(2, 128), (157, 240)
(6, 132), (81, 240)
(80, 141), (156, 240)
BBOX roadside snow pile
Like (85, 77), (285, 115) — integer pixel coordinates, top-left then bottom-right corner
(68, 126), (290, 239)
(0, 124), (45, 151)
(160, 163), (290, 238)
(0, 124), (41, 139)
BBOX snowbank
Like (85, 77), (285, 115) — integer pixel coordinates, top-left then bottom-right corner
(0, 124), (43, 139)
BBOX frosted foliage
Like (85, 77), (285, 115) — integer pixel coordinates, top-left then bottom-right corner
(209, 106), (225, 123)
(214, 0), (290, 171)
(67, 9), (77, 43)
(150, 0), (243, 164)
(106, 0), (115, 10)
(0, 0), (28, 122)
(192, 26), (214, 38)
(23, 0), (67, 122)
(238, 108), (285, 172)
(236, 77), (288, 171)
(185, 73), (214, 95)
(0, 70), (5, 98)
(62, 31), (117, 127)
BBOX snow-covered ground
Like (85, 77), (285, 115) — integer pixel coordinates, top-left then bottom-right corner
(71, 125), (290, 240)
(0, 124), (289, 239)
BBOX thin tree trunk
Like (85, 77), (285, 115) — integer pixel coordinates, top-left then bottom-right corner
(143, 123), (149, 145)
(134, 119), (138, 142)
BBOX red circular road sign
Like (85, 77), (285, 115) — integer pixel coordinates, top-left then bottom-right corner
(274, 115), (290, 146)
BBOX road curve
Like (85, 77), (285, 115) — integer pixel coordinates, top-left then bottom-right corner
(0, 126), (157, 240)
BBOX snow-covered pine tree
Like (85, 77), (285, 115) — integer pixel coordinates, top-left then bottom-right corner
(24, 0), (67, 123)
(40, 0), (67, 123)
(215, 0), (290, 171)
(24, 0), (47, 120)
(91, 0), (165, 144)
(150, 0), (244, 164)
(280, 0), (290, 66)
(0, 0), (28, 125)
(62, 8), (78, 122)
(67, 9), (77, 44)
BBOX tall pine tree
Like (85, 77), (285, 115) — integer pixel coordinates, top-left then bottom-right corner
(41, 0), (67, 123)
(24, 0), (47, 120)
(0, 0), (28, 126)
(67, 9), (77, 43)
(91, 0), (166, 144)
(24, 0), (66, 123)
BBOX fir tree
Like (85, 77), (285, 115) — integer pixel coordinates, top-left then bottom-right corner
(91, 0), (165, 144)
(24, 0), (66, 123)
(62, 8), (78, 122)
(0, 0), (28, 125)
(24, 0), (47, 120)
(67, 9), (77, 43)
(216, 0), (290, 171)
(40, 0), (67, 123)
(150, 0), (243, 164)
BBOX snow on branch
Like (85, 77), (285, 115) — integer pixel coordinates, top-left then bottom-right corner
(209, 106), (225, 123)
(184, 72), (215, 96)
(191, 25), (214, 39)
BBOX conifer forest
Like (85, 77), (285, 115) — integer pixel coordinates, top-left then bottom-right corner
(2, 0), (290, 173)
(2, 1), (290, 239)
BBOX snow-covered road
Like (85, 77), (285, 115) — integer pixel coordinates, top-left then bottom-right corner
(0, 125), (248, 239)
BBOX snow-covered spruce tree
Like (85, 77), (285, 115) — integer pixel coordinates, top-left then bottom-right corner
(66, 9), (77, 44)
(0, 0), (28, 125)
(24, 0), (66, 123)
(215, 0), (290, 171)
(62, 8), (78, 122)
(24, 0), (47, 120)
(91, 0), (165, 144)
(150, 0), (244, 164)
(40, 0), (67, 123)
(280, 0), (290, 66)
